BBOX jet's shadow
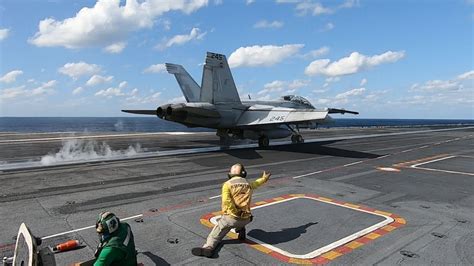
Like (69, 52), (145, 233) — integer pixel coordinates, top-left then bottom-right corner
(247, 222), (318, 244)
(264, 141), (379, 159)
(210, 140), (380, 161)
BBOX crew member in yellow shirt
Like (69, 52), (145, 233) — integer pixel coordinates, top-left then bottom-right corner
(192, 163), (271, 258)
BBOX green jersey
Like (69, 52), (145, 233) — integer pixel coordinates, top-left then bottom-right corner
(94, 223), (137, 266)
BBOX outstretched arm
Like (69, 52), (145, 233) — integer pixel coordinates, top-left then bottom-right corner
(250, 171), (271, 189)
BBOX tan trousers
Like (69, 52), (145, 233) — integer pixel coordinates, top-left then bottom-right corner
(204, 214), (251, 249)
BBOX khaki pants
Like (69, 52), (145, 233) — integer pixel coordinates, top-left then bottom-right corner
(204, 214), (251, 249)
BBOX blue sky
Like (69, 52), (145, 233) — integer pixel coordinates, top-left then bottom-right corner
(0, 0), (472, 118)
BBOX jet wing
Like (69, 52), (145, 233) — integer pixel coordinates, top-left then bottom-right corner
(122, 110), (156, 115)
(236, 107), (330, 126)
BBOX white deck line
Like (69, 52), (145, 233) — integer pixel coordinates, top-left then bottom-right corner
(41, 214), (143, 240)
(410, 155), (474, 176)
(410, 155), (456, 168)
(209, 196), (394, 259)
(412, 167), (474, 176)
(343, 160), (365, 167)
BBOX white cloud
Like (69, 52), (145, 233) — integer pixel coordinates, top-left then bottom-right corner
(0, 80), (57, 100)
(246, 0), (255, 5)
(58, 62), (101, 79)
(305, 50), (405, 77)
(258, 80), (285, 95)
(95, 87), (125, 98)
(457, 70), (474, 80)
(86, 75), (114, 86)
(104, 42), (126, 54)
(72, 87), (84, 95)
(258, 79), (309, 95)
(0, 28), (10, 41)
(296, 1), (333, 15)
(411, 80), (460, 92)
(143, 64), (166, 73)
(229, 44), (304, 68)
(167, 95), (186, 103)
(300, 46), (330, 59)
(0, 86), (27, 100)
(410, 70), (474, 92)
(254, 20), (284, 29)
(335, 87), (366, 99)
(126, 90), (162, 105)
(158, 18), (172, 31)
(288, 79), (310, 89)
(339, 0), (360, 8)
(31, 80), (57, 96)
(320, 22), (334, 32)
(293, 0), (359, 16)
(360, 78), (367, 86)
(325, 77), (340, 83)
(29, 0), (209, 49)
(158, 27), (207, 50)
(94, 81), (128, 98)
(0, 70), (23, 83)
(119, 81), (128, 89)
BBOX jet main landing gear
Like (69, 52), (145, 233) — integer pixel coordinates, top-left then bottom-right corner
(291, 134), (304, 144)
(286, 124), (304, 144)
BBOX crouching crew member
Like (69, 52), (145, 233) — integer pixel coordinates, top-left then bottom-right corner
(192, 163), (271, 257)
(94, 212), (137, 266)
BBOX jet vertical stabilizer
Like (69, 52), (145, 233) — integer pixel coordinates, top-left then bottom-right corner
(200, 52), (241, 104)
(165, 63), (200, 102)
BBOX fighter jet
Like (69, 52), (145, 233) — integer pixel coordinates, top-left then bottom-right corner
(122, 52), (358, 147)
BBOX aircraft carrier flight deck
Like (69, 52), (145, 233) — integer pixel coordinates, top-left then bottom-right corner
(1, 125), (473, 265)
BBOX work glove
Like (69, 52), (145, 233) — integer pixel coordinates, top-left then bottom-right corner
(262, 171), (271, 182)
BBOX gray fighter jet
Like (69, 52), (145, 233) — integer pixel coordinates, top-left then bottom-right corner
(123, 52), (358, 147)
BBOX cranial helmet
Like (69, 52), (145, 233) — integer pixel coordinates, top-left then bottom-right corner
(96, 212), (120, 235)
(228, 163), (247, 179)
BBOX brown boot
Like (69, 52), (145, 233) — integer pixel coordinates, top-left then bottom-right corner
(191, 246), (214, 258)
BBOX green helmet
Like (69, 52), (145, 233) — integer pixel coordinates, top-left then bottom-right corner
(96, 212), (120, 235)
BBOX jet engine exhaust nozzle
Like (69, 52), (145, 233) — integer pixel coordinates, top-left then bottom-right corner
(156, 107), (164, 118)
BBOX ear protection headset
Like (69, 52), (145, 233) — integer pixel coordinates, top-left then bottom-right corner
(228, 163), (247, 179)
(96, 212), (120, 235)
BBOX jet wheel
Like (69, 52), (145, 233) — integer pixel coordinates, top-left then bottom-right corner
(291, 135), (297, 144)
(297, 134), (304, 143)
(258, 136), (269, 147)
(291, 134), (304, 144)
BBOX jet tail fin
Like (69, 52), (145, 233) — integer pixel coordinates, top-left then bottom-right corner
(200, 52), (241, 104)
(165, 63), (200, 102)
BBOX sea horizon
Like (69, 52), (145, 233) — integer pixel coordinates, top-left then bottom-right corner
(1, 117), (473, 133)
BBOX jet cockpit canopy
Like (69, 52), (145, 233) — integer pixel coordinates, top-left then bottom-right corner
(282, 95), (314, 109)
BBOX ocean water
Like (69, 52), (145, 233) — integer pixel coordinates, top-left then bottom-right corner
(0, 117), (473, 133)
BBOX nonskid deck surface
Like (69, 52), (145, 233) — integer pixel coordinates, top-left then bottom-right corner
(0, 126), (473, 265)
